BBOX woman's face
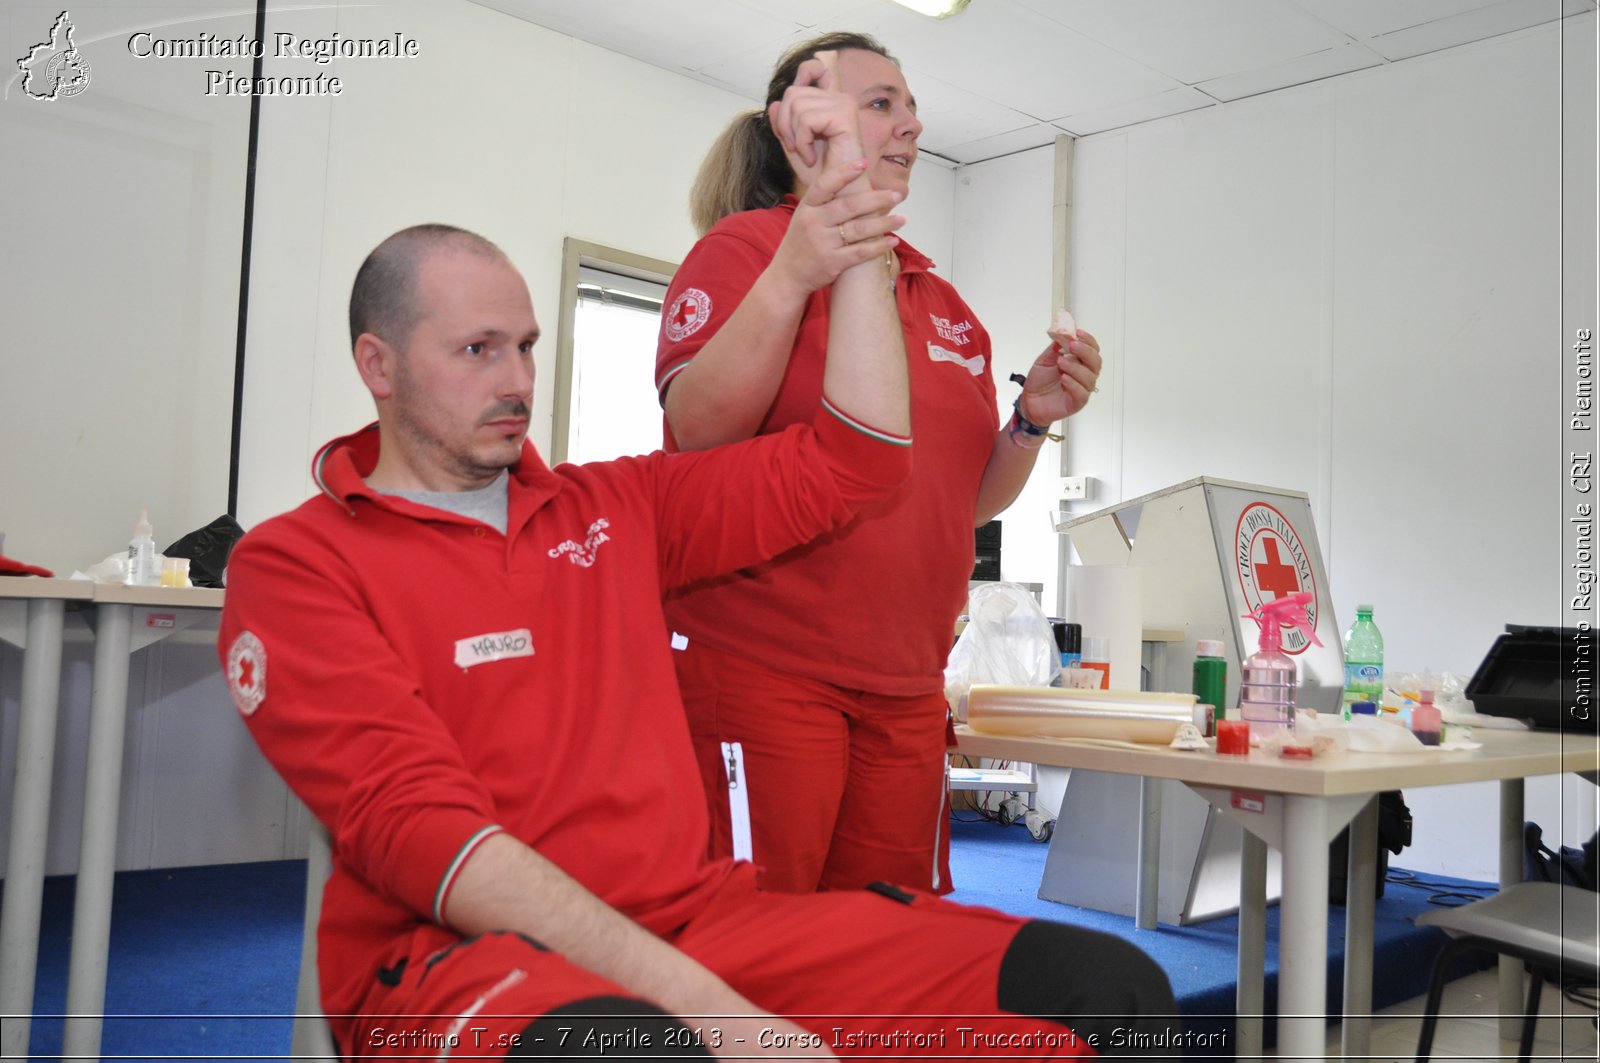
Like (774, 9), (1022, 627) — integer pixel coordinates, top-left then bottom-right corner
(834, 48), (923, 197)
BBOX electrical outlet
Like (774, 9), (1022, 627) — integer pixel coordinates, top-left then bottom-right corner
(1060, 476), (1092, 501)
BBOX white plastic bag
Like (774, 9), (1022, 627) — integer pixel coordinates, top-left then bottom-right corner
(944, 582), (1058, 722)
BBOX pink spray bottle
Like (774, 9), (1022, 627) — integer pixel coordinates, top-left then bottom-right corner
(1240, 591), (1324, 742)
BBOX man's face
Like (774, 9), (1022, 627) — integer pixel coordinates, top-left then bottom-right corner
(386, 248), (541, 490)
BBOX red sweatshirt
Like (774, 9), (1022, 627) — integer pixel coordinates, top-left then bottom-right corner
(656, 201), (998, 696)
(218, 407), (909, 1036)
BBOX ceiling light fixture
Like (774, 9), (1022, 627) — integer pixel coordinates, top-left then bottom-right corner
(886, 0), (971, 19)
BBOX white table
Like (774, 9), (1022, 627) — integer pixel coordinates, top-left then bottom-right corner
(955, 724), (1599, 1061)
(0, 577), (94, 1056)
(58, 584), (223, 1061)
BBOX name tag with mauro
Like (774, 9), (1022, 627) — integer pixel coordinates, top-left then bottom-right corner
(926, 341), (985, 376)
(455, 628), (534, 669)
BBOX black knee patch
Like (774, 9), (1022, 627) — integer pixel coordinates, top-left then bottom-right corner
(865, 880), (917, 904)
(409, 931), (550, 988)
(374, 959), (407, 987)
(513, 996), (713, 1059)
(997, 920), (1181, 1056)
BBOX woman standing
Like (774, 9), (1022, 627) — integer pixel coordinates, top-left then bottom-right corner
(656, 33), (1100, 894)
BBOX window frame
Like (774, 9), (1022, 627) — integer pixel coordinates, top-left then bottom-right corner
(551, 238), (678, 465)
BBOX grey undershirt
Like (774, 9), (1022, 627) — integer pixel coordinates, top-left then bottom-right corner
(382, 471), (510, 534)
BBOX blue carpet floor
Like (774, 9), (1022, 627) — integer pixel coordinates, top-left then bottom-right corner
(944, 816), (1495, 1056)
(8, 818), (1495, 1059)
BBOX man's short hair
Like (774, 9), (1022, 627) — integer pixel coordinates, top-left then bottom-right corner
(348, 224), (508, 350)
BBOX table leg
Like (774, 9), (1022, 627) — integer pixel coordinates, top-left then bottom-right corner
(1498, 778), (1526, 1042)
(1236, 829), (1267, 1061)
(1136, 777), (1161, 929)
(0, 599), (67, 1057)
(61, 602), (134, 1060)
(1278, 795), (1331, 1059)
(1341, 796), (1379, 1058)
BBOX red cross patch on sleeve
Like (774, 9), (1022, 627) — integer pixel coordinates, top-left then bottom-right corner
(226, 631), (267, 716)
(664, 288), (712, 342)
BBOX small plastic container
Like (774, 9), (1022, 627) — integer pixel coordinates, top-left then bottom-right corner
(1079, 635), (1111, 689)
(1049, 621), (1082, 687)
(126, 508), (157, 587)
(1351, 700), (1378, 717)
(1052, 620), (1082, 670)
(1216, 719), (1250, 755)
(1411, 690), (1442, 746)
(160, 557), (191, 588)
(1192, 639), (1228, 733)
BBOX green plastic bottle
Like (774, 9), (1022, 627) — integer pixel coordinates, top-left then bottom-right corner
(1342, 605), (1384, 720)
(1192, 639), (1228, 734)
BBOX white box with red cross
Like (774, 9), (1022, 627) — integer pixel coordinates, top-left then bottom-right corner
(1040, 478), (1342, 925)
(1060, 476), (1344, 715)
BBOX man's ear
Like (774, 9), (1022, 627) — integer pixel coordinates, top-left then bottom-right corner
(353, 332), (397, 400)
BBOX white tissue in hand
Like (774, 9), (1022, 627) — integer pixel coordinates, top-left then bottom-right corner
(1052, 308), (1077, 338)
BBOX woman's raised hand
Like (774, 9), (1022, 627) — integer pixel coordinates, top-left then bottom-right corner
(769, 158), (904, 300)
(766, 50), (865, 193)
(1019, 323), (1104, 425)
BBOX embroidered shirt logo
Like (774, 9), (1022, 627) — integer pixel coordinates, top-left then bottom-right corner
(664, 289), (711, 342)
(927, 341), (986, 377)
(454, 628), (535, 670)
(226, 631), (267, 716)
(929, 313), (974, 346)
(549, 518), (611, 568)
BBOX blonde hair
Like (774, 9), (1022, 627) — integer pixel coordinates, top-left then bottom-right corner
(688, 32), (896, 235)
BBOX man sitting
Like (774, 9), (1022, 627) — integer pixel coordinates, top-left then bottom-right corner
(220, 179), (1175, 1059)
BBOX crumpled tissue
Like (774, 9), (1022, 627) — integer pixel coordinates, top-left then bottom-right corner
(1295, 710), (1482, 753)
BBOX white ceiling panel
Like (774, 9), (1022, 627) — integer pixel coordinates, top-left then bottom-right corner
(1020, 0), (1353, 83)
(470, 0), (1595, 163)
(1053, 86), (1216, 136)
(693, 30), (814, 100)
(731, 0), (879, 29)
(1364, 0), (1589, 60)
(939, 122), (1062, 166)
(469, 0), (797, 73)
(866, 0), (1187, 117)
(1290, 0), (1520, 39)
(1198, 40), (1385, 101)
(894, 69), (1039, 154)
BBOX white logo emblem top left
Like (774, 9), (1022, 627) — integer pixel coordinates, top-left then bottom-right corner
(16, 11), (92, 101)
(549, 518), (611, 568)
(227, 631), (267, 716)
(664, 289), (711, 342)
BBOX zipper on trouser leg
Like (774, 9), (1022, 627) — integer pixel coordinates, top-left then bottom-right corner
(722, 741), (752, 862)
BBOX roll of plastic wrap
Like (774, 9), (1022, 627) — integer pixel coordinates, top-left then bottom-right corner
(966, 685), (1198, 744)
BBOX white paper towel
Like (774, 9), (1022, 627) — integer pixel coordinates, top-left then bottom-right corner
(1067, 565), (1142, 691)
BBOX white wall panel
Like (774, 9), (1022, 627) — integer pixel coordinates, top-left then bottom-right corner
(951, 146), (1062, 610)
(1046, 19), (1595, 878)
(1328, 27), (1567, 673)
